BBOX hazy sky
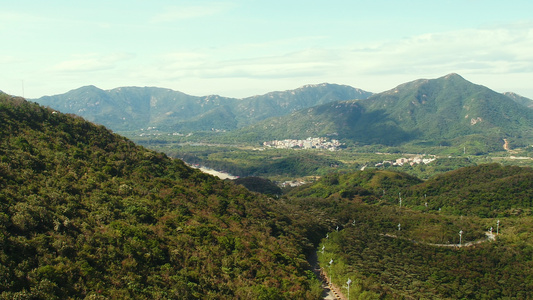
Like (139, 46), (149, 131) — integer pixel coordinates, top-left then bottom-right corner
(2, 0), (533, 99)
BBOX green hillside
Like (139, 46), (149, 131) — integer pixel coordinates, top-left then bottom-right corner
(286, 166), (533, 299)
(319, 218), (533, 299)
(0, 94), (323, 299)
(404, 163), (533, 217)
(230, 74), (533, 151)
(287, 170), (422, 201)
(34, 84), (371, 133)
(504, 92), (533, 108)
(289, 164), (533, 217)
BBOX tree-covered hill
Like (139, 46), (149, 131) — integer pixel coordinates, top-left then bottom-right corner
(33, 83), (371, 132)
(229, 74), (533, 151)
(361, 74), (533, 146)
(232, 177), (282, 196)
(285, 166), (533, 299)
(176, 147), (344, 179)
(0, 94), (324, 299)
(404, 163), (533, 217)
(287, 169), (422, 202)
(288, 164), (533, 218)
(319, 217), (533, 299)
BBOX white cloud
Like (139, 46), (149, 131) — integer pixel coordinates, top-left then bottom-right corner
(151, 21), (533, 84)
(17, 19), (532, 99)
(152, 48), (337, 80)
(52, 53), (136, 73)
(343, 22), (533, 77)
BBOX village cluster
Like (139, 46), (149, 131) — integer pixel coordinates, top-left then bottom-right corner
(375, 156), (436, 167)
(263, 137), (343, 151)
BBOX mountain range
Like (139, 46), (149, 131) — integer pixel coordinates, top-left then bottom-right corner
(34, 83), (371, 132)
(233, 74), (533, 151)
(32, 74), (533, 151)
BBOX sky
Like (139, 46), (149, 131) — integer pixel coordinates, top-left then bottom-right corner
(1, 0), (533, 99)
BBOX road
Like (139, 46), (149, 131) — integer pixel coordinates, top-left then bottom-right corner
(309, 251), (343, 300)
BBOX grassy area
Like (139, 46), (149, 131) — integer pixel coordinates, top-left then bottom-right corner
(136, 139), (532, 182)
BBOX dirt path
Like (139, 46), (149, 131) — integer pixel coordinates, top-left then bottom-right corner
(502, 138), (519, 154)
(309, 251), (343, 300)
(503, 138), (510, 151)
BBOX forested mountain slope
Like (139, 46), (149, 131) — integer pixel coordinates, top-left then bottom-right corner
(289, 165), (533, 217)
(504, 92), (533, 108)
(286, 167), (533, 299)
(360, 74), (533, 145)
(33, 84), (371, 132)
(232, 74), (533, 150)
(404, 163), (533, 217)
(0, 94), (323, 299)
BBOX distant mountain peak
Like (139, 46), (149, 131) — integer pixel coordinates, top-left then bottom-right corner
(443, 72), (464, 79)
(300, 83), (331, 89)
(75, 85), (102, 92)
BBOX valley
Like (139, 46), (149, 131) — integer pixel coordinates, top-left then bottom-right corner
(140, 140), (533, 183)
(2, 73), (533, 299)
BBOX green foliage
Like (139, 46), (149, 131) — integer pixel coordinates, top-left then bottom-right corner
(233, 177), (282, 196)
(222, 74), (533, 151)
(404, 163), (533, 217)
(288, 164), (533, 218)
(0, 95), (322, 299)
(319, 222), (533, 299)
(288, 164), (533, 299)
(287, 169), (422, 202)
(504, 92), (533, 109)
(4, 92), (533, 299)
(169, 146), (343, 179)
(34, 84), (371, 132)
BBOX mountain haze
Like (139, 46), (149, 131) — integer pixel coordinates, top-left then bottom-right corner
(34, 84), (372, 132)
(504, 92), (533, 109)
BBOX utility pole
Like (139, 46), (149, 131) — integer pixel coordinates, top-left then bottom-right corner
(329, 259), (333, 285)
(399, 192), (402, 208)
(346, 278), (352, 300)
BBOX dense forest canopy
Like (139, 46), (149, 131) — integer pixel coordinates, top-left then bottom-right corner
(0, 95), (325, 299)
(286, 167), (533, 299)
